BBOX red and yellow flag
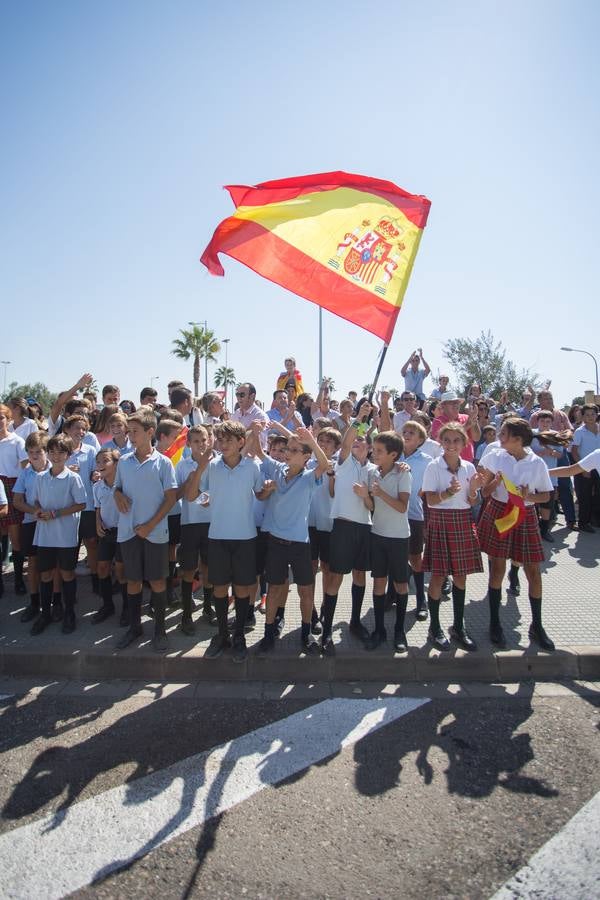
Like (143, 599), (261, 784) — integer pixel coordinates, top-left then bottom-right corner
(494, 474), (526, 535)
(163, 427), (188, 467)
(200, 171), (431, 344)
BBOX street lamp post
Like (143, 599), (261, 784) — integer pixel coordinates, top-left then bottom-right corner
(1, 361), (11, 396)
(150, 376), (159, 388)
(222, 338), (230, 409)
(560, 347), (599, 395)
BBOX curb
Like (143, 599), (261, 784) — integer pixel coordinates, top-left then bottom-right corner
(1, 644), (598, 683)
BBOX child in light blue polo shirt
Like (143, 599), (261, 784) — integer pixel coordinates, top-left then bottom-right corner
(113, 408), (177, 652)
(12, 431), (50, 622)
(63, 414), (100, 593)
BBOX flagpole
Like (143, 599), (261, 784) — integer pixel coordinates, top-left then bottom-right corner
(318, 307), (323, 385)
(368, 343), (389, 402)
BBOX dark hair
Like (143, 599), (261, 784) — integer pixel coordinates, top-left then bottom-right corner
(25, 431), (48, 451)
(373, 430), (404, 460)
(119, 400), (136, 414)
(96, 447), (120, 465)
(501, 417), (533, 447)
(102, 384), (119, 399)
(9, 397), (33, 420)
(47, 434), (73, 455)
(140, 387), (158, 402)
(93, 404), (119, 435)
(170, 387), (192, 408)
(156, 419), (182, 440)
(160, 407), (184, 425)
(581, 404), (599, 416)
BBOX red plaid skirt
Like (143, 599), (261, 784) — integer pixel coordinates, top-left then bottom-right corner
(477, 497), (544, 563)
(0, 476), (24, 529)
(423, 507), (483, 577)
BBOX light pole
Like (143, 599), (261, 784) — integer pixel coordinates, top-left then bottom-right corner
(150, 376), (159, 388)
(1, 361), (10, 396)
(561, 347), (599, 395)
(222, 338), (230, 409)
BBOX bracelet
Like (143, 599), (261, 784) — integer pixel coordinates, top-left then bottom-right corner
(351, 421), (361, 429)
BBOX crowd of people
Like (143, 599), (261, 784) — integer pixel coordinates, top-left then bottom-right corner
(1, 355), (599, 662)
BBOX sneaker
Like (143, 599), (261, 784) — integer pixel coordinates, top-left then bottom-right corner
(232, 635), (248, 663)
(449, 625), (477, 652)
(528, 624), (555, 652)
(179, 616), (196, 636)
(20, 604), (40, 623)
(152, 631), (169, 653)
(365, 629), (387, 651)
(274, 615), (285, 637)
(51, 601), (64, 623)
(349, 621), (370, 642)
(301, 633), (319, 653)
(204, 634), (231, 659)
(92, 605), (115, 624)
(415, 603), (428, 621)
(256, 634), (276, 657)
(428, 627), (450, 651)
(393, 628), (408, 653)
(62, 609), (76, 634)
(116, 625), (143, 649)
(30, 612), (52, 636)
(321, 634), (335, 656)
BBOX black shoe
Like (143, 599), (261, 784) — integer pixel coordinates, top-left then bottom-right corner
(274, 615), (285, 637)
(20, 604), (40, 623)
(30, 612), (52, 636)
(62, 610), (76, 634)
(201, 604), (217, 626)
(14, 579), (27, 596)
(117, 625), (143, 649)
(321, 634), (335, 656)
(393, 628), (408, 653)
(579, 523), (595, 534)
(449, 625), (477, 652)
(119, 608), (131, 627)
(301, 632), (319, 653)
(179, 615), (196, 636)
(257, 635), (276, 657)
(541, 532), (554, 543)
(51, 601), (64, 623)
(415, 603), (428, 621)
(428, 627), (450, 651)
(507, 579), (521, 596)
(245, 609), (256, 632)
(92, 604), (115, 624)
(349, 621), (370, 642)
(232, 635), (248, 663)
(152, 630), (169, 652)
(529, 624), (555, 651)
(489, 624), (506, 648)
(365, 629), (387, 651)
(204, 634), (231, 659)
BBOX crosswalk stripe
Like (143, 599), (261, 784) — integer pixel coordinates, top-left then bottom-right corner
(0, 697), (427, 899)
(491, 788), (600, 898)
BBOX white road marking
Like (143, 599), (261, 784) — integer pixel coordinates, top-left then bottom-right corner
(491, 788), (600, 899)
(0, 697), (427, 899)
(0, 694), (14, 701)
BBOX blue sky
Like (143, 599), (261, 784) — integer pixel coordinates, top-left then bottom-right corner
(2, 0), (599, 407)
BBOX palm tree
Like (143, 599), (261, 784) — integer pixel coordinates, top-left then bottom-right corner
(171, 324), (220, 397)
(214, 366), (236, 409)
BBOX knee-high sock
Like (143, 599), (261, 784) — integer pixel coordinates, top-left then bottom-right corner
(62, 579), (77, 611)
(413, 571), (425, 606)
(395, 592), (408, 630)
(128, 591), (143, 628)
(529, 596), (543, 629)
(321, 593), (338, 639)
(428, 596), (441, 632)
(99, 575), (114, 609)
(488, 587), (502, 628)
(350, 583), (365, 624)
(234, 596), (250, 638)
(152, 590), (167, 635)
(40, 580), (53, 616)
(213, 595), (229, 637)
(452, 584), (466, 630)
(373, 594), (386, 634)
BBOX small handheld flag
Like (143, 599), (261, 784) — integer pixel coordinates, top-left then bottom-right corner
(163, 427), (189, 467)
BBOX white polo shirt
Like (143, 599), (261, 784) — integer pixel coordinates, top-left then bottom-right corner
(422, 456), (477, 510)
(480, 448), (552, 506)
(331, 454), (376, 525)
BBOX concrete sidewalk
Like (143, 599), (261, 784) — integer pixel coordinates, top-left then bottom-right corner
(1, 521), (598, 682)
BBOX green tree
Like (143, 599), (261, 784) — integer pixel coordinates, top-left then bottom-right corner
(1, 381), (58, 412)
(214, 366), (236, 407)
(171, 324), (220, 397)
(442, 330), (540, 403)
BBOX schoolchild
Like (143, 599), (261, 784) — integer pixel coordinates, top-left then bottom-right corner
(63, 415), (100, 593)
(308, 426), (341, 631)
(478, 417), (555, 650)
(256, 426), (329, 656)
(91, 448), (128, 625)
(400, 420), (433, 620)
(12, 432), (50, 621)
(27, 435), (86, 635)
(156, 418), (185, 606)
(177, 425), (215, 633)
(422, 423), (483, 651)
(103, 412), (133, 455)
(548, 447), (600, 479)
(256, 434), (288, 614)
(190, 420), (267, 661)
(8, 398), (38, 440)
(355, 430), (412, 652)
(531, 410), (562, 542)
(113, 407), (178, 652)
(0, 404), (28, 596)
(571, 404), (600, 532)
(322, 400), (377, 653)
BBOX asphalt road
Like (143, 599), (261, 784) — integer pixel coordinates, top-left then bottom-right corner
(0, 681), (599, 899)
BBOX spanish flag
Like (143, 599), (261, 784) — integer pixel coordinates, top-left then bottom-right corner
(163, 427), (188, 467)
(494, 474), (526, 535)
(201, 171), (431, 344)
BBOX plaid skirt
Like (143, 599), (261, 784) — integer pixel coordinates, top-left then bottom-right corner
(477, 497), (544, 563)
(0, 476), (24, 528)
(423, 507), (483, 577)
